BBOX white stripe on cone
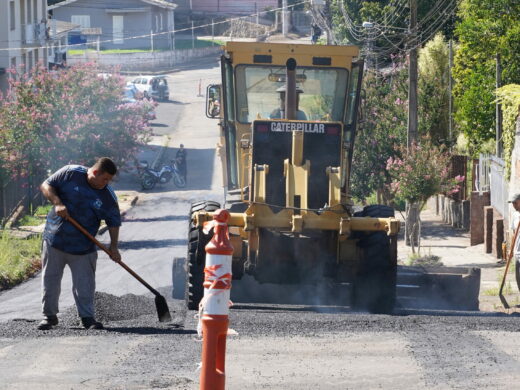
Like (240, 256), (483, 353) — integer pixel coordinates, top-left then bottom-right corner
(203, 253), (232, 316)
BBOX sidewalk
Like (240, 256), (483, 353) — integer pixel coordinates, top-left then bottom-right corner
(398, 205), (520, 312)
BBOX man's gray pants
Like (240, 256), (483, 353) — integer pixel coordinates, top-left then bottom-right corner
(41, 241), (98, 318)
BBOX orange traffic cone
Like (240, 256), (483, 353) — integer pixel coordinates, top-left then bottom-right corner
(200, 209), (233, 390)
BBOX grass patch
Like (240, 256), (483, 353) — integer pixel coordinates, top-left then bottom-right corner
(174, 38), (223, 50)
(407, 253), (443, 267)
(68, 49), (95, 55)
(482, 282), (514, 296)
(17, 204), (52, 227)
(0, 230), (42, 290)
(68, 39), (223, 56)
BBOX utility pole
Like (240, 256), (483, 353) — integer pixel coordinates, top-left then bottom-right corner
(496, 53), (503, 157)
(406, 0), (419, 247)
(282, 0), (288, 36)
(448, 39), (453, 145)
(407, 0), (418, 148)
(191, 20), (195, 50)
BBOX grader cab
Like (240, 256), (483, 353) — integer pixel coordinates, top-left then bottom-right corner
(188, 41), (400, 314)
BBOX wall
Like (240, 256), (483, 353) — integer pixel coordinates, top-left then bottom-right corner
(191, 0), (278, 14)
(470, 191), (491, 245)
(509, 115), (520, 237)
(0, 0), (47, 94)
(67, 46), (222, 71)
(51, 0), (173, 50)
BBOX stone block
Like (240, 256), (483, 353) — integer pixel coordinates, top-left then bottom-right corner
(462, 200), (470, 231)
(483, 206), (493, 253)
(494, 218), (504, 259)
(470, 191), (491, 246)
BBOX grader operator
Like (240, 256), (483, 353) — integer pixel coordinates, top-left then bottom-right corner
(188, 42), (400, 314)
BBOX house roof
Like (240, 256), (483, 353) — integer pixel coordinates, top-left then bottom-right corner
(50, 20), (81, 38)
(49, 0), (177, 11)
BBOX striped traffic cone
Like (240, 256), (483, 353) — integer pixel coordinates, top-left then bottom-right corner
(200, 209), (233, 390)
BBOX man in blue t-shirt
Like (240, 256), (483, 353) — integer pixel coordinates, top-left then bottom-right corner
(38, 157), (122, 330)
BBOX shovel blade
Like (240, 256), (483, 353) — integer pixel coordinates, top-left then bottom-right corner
(155, 295), (172, 322)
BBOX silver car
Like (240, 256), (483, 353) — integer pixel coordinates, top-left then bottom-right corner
(128, 75), (169, 101)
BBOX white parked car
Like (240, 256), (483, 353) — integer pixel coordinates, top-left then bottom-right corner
(127, 75), (169, 101)
(122, 84), (156, 120)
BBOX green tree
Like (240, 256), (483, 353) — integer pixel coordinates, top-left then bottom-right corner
(453, 0), (520, 155)
(418, 33), (450, 145)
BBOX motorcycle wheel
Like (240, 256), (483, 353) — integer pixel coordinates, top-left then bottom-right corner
(173, 175), (186, 188)
(160, 171), (172, 184)
(141, 173), (156, 190)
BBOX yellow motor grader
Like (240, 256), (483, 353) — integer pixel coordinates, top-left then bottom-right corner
(186, 41), (400, 314)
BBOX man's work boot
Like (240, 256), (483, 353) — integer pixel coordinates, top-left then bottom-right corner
(81, 317), (104, 330)
(37, 315), (58, 330)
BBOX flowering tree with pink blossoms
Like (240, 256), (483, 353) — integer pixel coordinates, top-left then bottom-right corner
(387, 136), (464, 253)
(351, 59), (408, 205)
(0, 62), (153, 182)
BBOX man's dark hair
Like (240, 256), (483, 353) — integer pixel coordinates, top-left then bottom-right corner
(94, 157), (117, 175)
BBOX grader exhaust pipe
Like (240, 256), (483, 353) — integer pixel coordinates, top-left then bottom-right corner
(285, 58), (297, 120)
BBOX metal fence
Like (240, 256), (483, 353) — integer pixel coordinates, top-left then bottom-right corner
(489, 155), (508, 218)
(474, 153), (491, 192)
(0, 173), (46, 226)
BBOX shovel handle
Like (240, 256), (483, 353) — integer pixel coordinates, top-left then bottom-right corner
(66, 216), (161, 297)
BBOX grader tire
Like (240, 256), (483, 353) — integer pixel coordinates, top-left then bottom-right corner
(352, 205), (397, 314)
(185, 201), (220, 310)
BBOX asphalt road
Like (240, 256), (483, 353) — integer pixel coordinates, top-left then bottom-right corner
(2, 54), (520, 390)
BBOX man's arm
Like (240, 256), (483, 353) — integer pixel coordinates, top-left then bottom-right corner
(40, 181), (69, 219)
(108, 226), (121, 262)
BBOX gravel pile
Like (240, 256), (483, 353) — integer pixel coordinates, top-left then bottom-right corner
(0, 292), (185, 338)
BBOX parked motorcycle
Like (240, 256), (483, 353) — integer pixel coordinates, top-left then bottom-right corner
(138, 159), (186, 190)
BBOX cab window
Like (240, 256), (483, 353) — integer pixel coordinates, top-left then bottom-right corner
(235, 65), (349, 123)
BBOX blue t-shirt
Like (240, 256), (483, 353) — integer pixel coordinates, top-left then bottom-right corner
(43, 165), (121, 255)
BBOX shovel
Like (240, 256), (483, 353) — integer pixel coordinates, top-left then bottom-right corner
(66, 216), (172, 322)
(499, 219), (520, 309)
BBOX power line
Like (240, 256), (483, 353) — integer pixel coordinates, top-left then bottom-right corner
(0, 0), (310, 52)
(345, 0), (457, 64)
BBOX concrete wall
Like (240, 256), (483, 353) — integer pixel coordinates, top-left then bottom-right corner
(190, 0), (278, 14)
(483, 206), (505, 259)
(51, 0), (173, 50)
(436, 195), (470, 231)
(509, 115), (520, 238)
(67, 46), (222, 71)
(470, 191), (491, 245)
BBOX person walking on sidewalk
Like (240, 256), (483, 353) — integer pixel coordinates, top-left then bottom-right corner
(176, 144), (187, 184)
(37, 157), (122, 330)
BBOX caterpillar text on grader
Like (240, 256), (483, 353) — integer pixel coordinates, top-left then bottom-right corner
(186, 41), (400, 314)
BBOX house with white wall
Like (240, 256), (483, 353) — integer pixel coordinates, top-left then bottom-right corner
(49, 0), (177, 51)
(0, 0), (48, 92)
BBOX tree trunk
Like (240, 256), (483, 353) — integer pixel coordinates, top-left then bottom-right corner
(406, 201), (420, 248)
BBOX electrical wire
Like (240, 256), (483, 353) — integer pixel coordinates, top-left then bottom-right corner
(349, 0), (458, 65)
(0, 0), (311, 51)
